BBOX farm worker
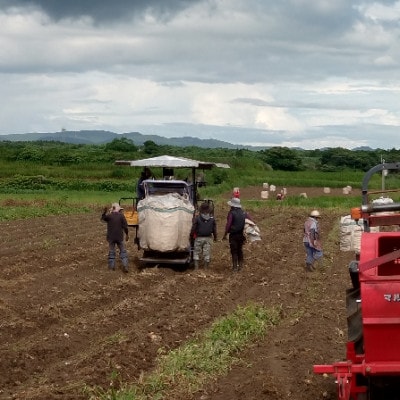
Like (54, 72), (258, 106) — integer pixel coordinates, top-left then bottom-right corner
(136, 171), (146, 200)
(303, 209), (323, 272)
(136, 167), (155, 201)
(101, 202), (129, 272)
(190, 202), (217, 270)
(222, 198), (254, 272)
(276, 189), (285, 200)
(136, 167), (154, 200)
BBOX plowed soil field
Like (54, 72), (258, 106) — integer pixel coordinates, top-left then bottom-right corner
(0, 186), (357, 400)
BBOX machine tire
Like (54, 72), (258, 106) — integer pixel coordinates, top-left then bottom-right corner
(346, 287), (363, 354)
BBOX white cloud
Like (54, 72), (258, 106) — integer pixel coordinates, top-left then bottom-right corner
(357, 1), (400, 22)
(0, 0), (400, 149)
(255, 108), (304, 132)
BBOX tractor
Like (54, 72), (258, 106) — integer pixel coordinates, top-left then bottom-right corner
(115, 155), (229, 266)
(314, 162), (400, 399)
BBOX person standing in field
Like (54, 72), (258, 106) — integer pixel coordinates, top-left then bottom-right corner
(101, 202), (129, 272)
(190, 202), (217, 270)
(303, 209), (323, 271)
(223, 198), (253, 272)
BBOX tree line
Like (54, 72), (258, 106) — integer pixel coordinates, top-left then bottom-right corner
(0, 138), (399, 172)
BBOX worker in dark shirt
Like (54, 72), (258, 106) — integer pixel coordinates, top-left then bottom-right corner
(190, 202), (217, 270)
(223, 198), (253, 272)
(136, 167), (154, 201)
(101, 202), (129, 272)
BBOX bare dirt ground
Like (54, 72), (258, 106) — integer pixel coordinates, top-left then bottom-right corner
(0, 186), (358, 400)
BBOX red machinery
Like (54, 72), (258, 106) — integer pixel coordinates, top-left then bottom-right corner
(314, 162), (400, 400)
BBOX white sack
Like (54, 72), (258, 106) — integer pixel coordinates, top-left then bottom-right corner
(372, 197), (394, 216)
(245, 218), (261, 242)
(138, 193), (194, 252)
(339, 215), (378, 253)
(339, 215), (363, 253)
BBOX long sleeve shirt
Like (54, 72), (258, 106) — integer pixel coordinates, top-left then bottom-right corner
(303, 217), (320, 247)
(101, 211), (129, 243)
(225, 208), (252, 235)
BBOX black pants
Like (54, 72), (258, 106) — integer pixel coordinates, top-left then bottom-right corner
(229, 232), (245, 268)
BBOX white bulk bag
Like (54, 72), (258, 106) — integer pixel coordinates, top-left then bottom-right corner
(138, 193), (194, 252)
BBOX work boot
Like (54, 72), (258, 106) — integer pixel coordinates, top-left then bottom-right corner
(238, 261), (243, 271)
(232, 255), (239, 271)
(194, 260), (199, 270)
(108, 251), (116, 270)
(305, 263), (313, 272)
(108, 261), (115, 271)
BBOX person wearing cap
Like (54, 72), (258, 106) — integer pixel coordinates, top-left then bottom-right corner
(222, 197), (253, 272)
(101, 202), (129, 272)
(190, 202), (217, 270)
(303, 209), (323, 272)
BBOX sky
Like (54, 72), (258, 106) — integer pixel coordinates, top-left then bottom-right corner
(1, 0), (400, 150)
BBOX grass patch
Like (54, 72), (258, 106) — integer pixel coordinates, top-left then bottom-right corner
(241, 196), (360, 211)
(86, 303), (281, 400)
(0, 166), (387, 222)
(0, 191), (131, 221)
(0, 188), (360, 221)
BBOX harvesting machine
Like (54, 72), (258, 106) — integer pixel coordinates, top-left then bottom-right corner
(115, 155), (229, 266)
(314, 162), (400, 399)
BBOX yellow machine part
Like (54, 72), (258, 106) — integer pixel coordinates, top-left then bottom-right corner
(124, 210), (138, 226)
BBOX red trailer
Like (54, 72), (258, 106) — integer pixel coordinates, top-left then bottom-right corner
(314, 162), (400, 399)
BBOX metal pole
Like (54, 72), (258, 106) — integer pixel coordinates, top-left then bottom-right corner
(192, 167), (197, 207)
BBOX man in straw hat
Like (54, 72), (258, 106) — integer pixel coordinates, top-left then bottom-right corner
(303, 209), (323, 272)
(223, 197), (254, 272)
(101, 202), (129, 272)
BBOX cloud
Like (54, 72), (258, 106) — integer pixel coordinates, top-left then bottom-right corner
(0, 0), (202, 23)
(0, 0), (400, 149)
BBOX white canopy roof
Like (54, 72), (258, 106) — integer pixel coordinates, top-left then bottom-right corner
(115, 155), (229, 169)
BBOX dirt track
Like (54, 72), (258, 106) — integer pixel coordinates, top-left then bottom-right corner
(0, 186), (356, 400)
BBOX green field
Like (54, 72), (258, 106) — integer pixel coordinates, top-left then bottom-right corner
(1, 140), (400, 221)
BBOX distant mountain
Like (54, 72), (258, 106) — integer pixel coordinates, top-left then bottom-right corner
(0, 130), (268, 150)
(352, 146), (374, 151)
(0, 130), (117, 145)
